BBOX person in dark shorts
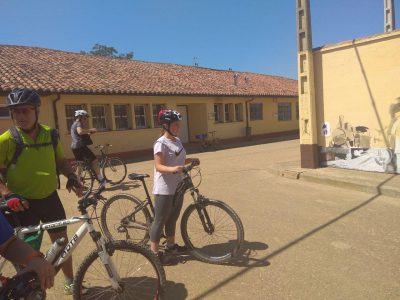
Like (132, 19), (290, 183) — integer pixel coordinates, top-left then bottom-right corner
(0, 88), (82, 294)
(70, 110), (106, 187)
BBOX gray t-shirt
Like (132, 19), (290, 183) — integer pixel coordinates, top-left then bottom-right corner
(70, 120), (92, 150)
(153, 135), (186, 195)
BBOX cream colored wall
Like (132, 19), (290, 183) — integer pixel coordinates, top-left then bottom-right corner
(0, 94), (298, 159)
(313, 30), (400, 149)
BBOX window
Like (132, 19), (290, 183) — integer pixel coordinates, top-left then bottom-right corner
(224, 104), (234, 122)
(134, 105), (148, 129)
(152, 104), (166, 128)
(278, 103), (292, 121)
(214, 104), (223, 123)
(296, 102), (299, 120)
(65, 104), (85, 132)
(0, 106), (10, 119)
(250, 103), (263, 121)
(91, 105), (108, 130)
(114, 104), (129, 130)
(235, 103), (243, 121)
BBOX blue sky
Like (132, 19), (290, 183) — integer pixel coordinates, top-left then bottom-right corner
(1, 0), (399, 79)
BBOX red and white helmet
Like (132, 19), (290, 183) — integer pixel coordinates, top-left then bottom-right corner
(157, 109), (182, 125)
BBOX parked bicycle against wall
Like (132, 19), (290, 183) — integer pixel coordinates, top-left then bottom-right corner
(0, 186), (166, 299)
(195, 131), (221, 151)
(72, 144), (127, 195)
(101, 161), (244, 264)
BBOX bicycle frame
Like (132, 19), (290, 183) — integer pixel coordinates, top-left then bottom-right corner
(131, 165), (215, 234)
(14, 198), (122, 289)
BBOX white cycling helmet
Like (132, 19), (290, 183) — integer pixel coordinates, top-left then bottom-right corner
(74, 109), (89, 118)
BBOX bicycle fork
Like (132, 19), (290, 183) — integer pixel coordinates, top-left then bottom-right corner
(96, 238), (122, 291)
(192, 194), (215, 234)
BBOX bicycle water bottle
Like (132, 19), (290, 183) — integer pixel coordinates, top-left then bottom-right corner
(44, 237), (65, 263)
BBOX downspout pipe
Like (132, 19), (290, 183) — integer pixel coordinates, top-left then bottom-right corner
(245, 97), (254, 138)
(52, 94), (61, 130)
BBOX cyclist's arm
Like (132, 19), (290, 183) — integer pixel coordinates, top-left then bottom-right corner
(76, 126), (96, 135)
(54, 141), (74, 177)
(0, 213), (55, 290)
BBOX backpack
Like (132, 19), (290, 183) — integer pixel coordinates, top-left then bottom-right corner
(6, 126), (60, 188)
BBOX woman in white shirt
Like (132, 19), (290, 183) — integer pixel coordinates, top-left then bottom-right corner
(150, 109), (199, 264)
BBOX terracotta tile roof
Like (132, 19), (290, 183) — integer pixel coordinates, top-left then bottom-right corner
(0, 45), (298, 97)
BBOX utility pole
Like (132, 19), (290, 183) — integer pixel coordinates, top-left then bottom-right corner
(296, 0), (319, 168)
(384, 0), (396, 32)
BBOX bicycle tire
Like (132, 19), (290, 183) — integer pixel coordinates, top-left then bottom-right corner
(101, 194), (151, 244)
(73, 240), (166, 300)
(181, 199), (244, 264)
(72, 161), (94, 196)
(102, 157), (127, 185)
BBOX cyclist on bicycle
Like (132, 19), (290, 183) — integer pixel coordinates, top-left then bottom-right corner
(150, 109), (199, 264)
(0, 88), (82, 294)
(0, 211), (55, 291)
(71, 109), (106, 187)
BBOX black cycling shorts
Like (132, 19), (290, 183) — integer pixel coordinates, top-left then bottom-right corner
(72, 146), (96, 162)
(5, 191), (67, 233)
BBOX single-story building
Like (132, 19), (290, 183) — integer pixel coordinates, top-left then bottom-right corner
(0, 45), (298, 159)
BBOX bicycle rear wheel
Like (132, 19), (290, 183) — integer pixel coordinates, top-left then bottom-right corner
(72, 161), (94, 196)
(102, 157), (127, 185)
(181, 199), (244, 264)
(101, 194), (151, 244)
(73, 241), (165, 300)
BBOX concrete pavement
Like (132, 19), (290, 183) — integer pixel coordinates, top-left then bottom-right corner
(38, 138), (400, 299)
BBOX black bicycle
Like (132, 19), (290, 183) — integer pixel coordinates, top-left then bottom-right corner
(72, 144), (127, 195)
(100, 161), (244, 264)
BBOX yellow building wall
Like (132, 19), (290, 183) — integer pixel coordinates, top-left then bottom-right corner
(0, 94), (298, 159)
(313, 30), (400, 173)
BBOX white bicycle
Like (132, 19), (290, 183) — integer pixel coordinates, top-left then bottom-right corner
(0, 186), (166, 300)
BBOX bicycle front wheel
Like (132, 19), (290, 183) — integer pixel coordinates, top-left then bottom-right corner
(102, 157), (127, 185)
(101, 194), (151, 244)
(73, 240), (165, 300)
(181, 199), (244, 264)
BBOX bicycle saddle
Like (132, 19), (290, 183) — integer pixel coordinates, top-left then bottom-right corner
(128, 173), (150, 180)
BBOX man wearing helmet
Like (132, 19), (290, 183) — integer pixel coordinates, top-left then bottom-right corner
(70, 109), (106, 186)
(150, 109), (200, 264)
(0, 88), (82, 294)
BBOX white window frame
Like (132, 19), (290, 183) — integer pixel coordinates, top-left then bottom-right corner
(278, 102), (292, 121)
(134, 104), (148, 129)
(91, 105), (108, 130)
(234, 103), (243, 122)
(114, 104), (129, 130)
(214, 104), (223, 123)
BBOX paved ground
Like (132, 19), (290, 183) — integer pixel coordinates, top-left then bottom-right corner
(36, 139), (400, 299)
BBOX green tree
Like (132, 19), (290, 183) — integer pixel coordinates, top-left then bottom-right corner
(81, 44), (134, 60)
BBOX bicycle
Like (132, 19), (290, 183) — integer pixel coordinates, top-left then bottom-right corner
(195, 131), (220, 152)
(72, 144), (127, 195)
(0, 186), (166, 299)
(101, 161), (245, 264)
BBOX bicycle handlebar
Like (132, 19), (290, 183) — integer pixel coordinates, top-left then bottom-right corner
(78, 185), (106, 211)
(183, 160), (200, 174)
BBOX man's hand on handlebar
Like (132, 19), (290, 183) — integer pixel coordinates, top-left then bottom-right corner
(3, 193), (29, 212)
(66, 173), (84, 197)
